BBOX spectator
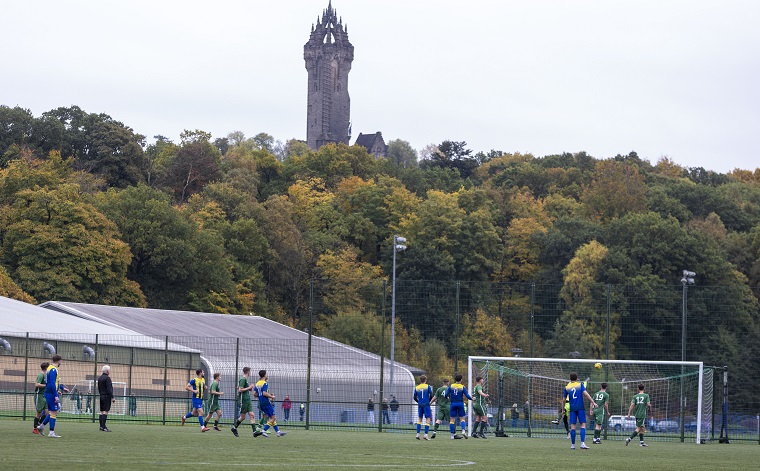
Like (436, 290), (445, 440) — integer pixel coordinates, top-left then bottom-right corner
(389, 395), (399, 424)
(382, 398), (390, 424)
(128, 394), (137, 416)
(299, 403), (305, 421)
(523, 400), (530, 428)
(367, 398), (375, 424)
(511, 403), (519, 428)
(72, 388), (82, 414)
(282, 394), (292, 422)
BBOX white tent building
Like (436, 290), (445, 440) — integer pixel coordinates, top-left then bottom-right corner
(38, 301), (419, 427)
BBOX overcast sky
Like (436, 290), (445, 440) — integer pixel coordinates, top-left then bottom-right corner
(2, 0), (759, 172)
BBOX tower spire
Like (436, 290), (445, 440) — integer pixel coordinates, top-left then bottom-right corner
(304, 1), (354, 150)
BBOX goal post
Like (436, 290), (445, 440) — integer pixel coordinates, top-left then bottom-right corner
(467, 356), (712, 444)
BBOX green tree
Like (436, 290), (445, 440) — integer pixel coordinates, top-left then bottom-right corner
(39, 106), (147, 188)
(165, 132), (221, 203)
(2, 184), (144, 306)
(95, 184), (201, 309)
(386, 139), (418, 167)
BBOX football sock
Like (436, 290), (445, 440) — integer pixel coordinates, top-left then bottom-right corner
(214, 420), (219, 427)
(184, 412), (193, 419)
(460, 420), (466, 432)
(198, 416), (204, 427)
(49, 417), (56, 431)
(234, 419), (241, 428)
(630, 430), (638, 439)
(42, 415), (50, 426)
(251, 423), (256, 431)
(639, 433), (645, 442)
(416, 423), (421, 433)
(433, 423), (439, 431)
(450, 423), (455, 434)
(570, 429), (576, 444)
(424, 424), (429, 434)
(273, 424), (280, 432)
(34, 417), (39, 428)
(594, 429), (600, 439)
(99, 414), (105, 428)
(264, 424), (270, 431)
(580, 428), (586, 442)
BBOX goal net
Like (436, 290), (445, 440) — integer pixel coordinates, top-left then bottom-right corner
(64, 380), (128, 416)
(468, 356), (713, 444)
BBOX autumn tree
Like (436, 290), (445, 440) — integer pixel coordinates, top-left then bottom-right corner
(0, 265), (35, 303)
(315, 247), (385, 315)
(582, 160), (648, 221)
(547, 240), (617, 358)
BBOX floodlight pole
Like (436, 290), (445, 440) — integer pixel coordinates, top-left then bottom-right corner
(390, 235), (406, 392)
(680, 269), (695, 443)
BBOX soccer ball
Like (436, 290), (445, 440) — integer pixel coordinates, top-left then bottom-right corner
(594, 362), (602, 369)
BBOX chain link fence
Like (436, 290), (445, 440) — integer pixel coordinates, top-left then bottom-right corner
(1, 280), (758, 442)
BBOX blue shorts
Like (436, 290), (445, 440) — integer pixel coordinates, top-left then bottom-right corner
(45, 393), (60, 412)
(450, 403), (465, 418)
(569, 409), (587, 425)
(260, 403), (275, 418)
(192, 398), (204, 410)
(417, 405), (432, 419)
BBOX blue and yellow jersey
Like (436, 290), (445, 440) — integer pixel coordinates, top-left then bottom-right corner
(414, 383), (434, 406)
(188, 377), (205, 399)
(563, 381), (586, 411)
(255, 380), (271, 406)
(45, 365), (60, 396)
(445, 383), (472, 404)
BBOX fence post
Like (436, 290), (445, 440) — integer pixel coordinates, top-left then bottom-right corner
(604, 284), (611, 441)
(162, 336), (168, 425)
(23, 332), (29, 420)
(605, 284), (611, 362)
(379, 279), (386, 433)
(529, 283), (535, 358)
(92, 334), (99, 423)
(234, 337), (240, 427)
(305, 277), (314, 430)
(128, 347), (134, 397)
(528, 284), (535, 438)
(454, 281), (461, 373)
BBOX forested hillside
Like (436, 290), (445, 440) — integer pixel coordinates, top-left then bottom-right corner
(2, 105), (760, 409)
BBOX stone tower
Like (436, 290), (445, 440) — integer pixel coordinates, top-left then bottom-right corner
(304, 1), (353, 149)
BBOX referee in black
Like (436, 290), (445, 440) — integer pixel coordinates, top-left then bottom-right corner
(97, 365), (115, 432)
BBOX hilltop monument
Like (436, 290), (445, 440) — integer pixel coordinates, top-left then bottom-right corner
(304, 1), (353, 150)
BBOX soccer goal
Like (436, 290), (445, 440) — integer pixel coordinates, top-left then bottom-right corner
(64, 380), (128, 416)
(468, 356), (713, 444)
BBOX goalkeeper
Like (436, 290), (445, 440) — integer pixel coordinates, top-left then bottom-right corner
(556, 398), (570, 438)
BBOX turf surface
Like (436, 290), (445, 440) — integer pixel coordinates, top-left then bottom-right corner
(2, 420), (758, 470)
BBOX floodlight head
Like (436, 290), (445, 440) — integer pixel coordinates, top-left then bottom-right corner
(569, 351), (581, 359)
(42, 342), (56, 355)
(395, 244), (407, 252)
(683, 270), (696, 277)
(395, 236), (406, 244)
(83, 345), (95, 359)
(0, 337), (11, 354)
